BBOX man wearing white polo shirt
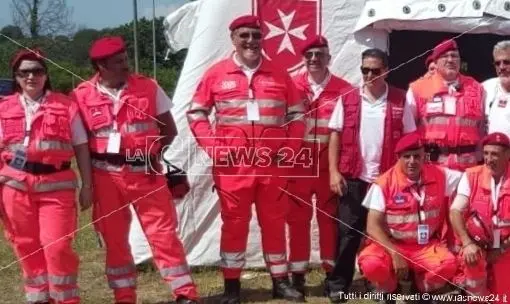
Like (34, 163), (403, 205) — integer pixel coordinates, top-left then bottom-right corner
(326, 48), (416, 303)
(484, 41), (510, 137)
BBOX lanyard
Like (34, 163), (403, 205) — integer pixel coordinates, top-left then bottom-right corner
(409, 184), (425, 223)
(20, 94), (44, 147)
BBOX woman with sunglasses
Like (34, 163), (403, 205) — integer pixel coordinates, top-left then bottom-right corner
(0, 48), (92, 303)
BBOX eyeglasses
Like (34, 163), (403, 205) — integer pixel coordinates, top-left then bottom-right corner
(360, 67), (382, 75)
(238, 32), (262, 40)
(15, 68), (46, 78)
(304, 51), (326, 60)
(494, 60), (510, 66)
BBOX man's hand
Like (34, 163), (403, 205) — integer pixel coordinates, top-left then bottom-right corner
(79, 186), (93, 211)
(462, 243), (483, 266)
(391, 252), (408, 280)
(330, 170), (347, 196)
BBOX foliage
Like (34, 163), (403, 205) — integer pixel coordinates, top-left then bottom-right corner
(0, 17), (187, 95)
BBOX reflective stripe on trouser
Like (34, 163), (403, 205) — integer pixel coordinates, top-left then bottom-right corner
(287, 175), (337, 273)
(92, 170), (198, 302)
(358, 242), (457, 293)
(0, 185), (80, 303)
(459, 252), (489, 297)
(213, 167), (289, 278)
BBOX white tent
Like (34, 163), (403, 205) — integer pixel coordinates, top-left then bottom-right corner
(129, 0), (510, 266)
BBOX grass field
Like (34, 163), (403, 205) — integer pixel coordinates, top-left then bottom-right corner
(0, 209), (374, 304)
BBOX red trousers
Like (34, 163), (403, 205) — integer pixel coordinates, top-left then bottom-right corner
(458, 249), (510, 303)
(287, 173), (337, 273)
(213, 165), (290, 279)
(358, 241), (457, 292)
(0, 168), (80, 303)
(92, 168), (198, 303)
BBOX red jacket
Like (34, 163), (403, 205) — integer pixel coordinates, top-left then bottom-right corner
(338, 86), (406, 179)
(187, 57), (306, 164)
(292, 71), (353, 172)
(71, 73), (161, 156)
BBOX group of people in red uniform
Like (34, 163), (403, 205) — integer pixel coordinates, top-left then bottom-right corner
(2, 11), (510, 304)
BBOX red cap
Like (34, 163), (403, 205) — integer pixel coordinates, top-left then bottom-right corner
(482, 132), (510, 148)
(301, 35), (329, 54)
(229, 15), (261, 31)
(89, 36), (126, 60)
(431, 39), (458, 61)
(395, 132), (423, 154)
(10, 48), (46, 69)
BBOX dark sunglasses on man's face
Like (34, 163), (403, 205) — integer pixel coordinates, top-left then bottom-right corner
(16, 68), (46, 78)
(361, 67), (382, 76)
(494, 60), (510, 66)
(304, 51), (326, 60)
(238, 31), (262, 40)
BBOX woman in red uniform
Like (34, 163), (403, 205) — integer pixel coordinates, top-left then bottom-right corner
(0, 48), (92, 304)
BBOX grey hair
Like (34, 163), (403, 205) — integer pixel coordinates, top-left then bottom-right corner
(494, 40), (510, 53)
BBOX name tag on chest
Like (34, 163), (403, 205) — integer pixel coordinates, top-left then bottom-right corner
(246, 102), (260, 121)
(417, 224), (430, 245)
(107, 132), (121, 154)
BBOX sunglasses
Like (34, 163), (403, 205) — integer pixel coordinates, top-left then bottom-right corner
(304, 51), (327, 60)
(360, 67), (382, 75)
(16, 68), (46, 78)
(494, 60), (510, 66)
(238, 32), (262, 40)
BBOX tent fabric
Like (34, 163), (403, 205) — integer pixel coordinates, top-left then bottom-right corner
(128, 0), (510, 267)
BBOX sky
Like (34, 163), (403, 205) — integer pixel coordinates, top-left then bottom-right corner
(0, 0), (188, 30)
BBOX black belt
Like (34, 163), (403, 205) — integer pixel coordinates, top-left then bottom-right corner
(8, 160), (71, 174)
(425, 144), (477, 155)
(425, 144), (477, 162)
(90, 152), (148, 167)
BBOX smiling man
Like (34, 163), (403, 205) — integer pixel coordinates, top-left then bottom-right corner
(484, 41), (510, 138)
(357, 132), (461, 301)
(449, 132), (510, 301)
(187, 15), (306, 303)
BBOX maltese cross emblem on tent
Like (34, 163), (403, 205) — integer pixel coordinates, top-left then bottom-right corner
(257, 0), (319, 73)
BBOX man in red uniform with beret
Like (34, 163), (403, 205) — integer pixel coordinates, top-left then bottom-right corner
(406, 39), (486, 291)
(358, 132), (460, 299)
(187, 15), (306, 303)
(286, 35), (353, 296)
(71, 36), (199, 304)
(450, 132), (510, 302)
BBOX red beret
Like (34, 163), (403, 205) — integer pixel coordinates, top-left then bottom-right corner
(395, 132), (423, 154)
(89, 36), (126, 60)
(425, 54), (433, 67)
(482, 132), (510, 148)
(229, 15), (261, 31)
(10, 48), (46, 69)
(301, 35), (329, 54)
(431, 39), (458, 61)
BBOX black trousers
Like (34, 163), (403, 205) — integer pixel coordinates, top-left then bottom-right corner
(327, 178), (370, 294)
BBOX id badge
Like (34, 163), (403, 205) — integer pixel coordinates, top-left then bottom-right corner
(417, 224), (430, 245)
(10, 150), (27, 170)
(246, 101), (260, 121)
(493, 229), (501, 249)
(107, 132), (121, 154)
(443, 96), (457, 115)
(426, 102), (443, 114)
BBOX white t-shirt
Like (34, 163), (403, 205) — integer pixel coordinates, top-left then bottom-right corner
(97, 82), (173, 115)
(362, 167), (463, 212)
(328, 84), (417, 183)
(308, 72), (332, 101)
(483, 77), (510, 137)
